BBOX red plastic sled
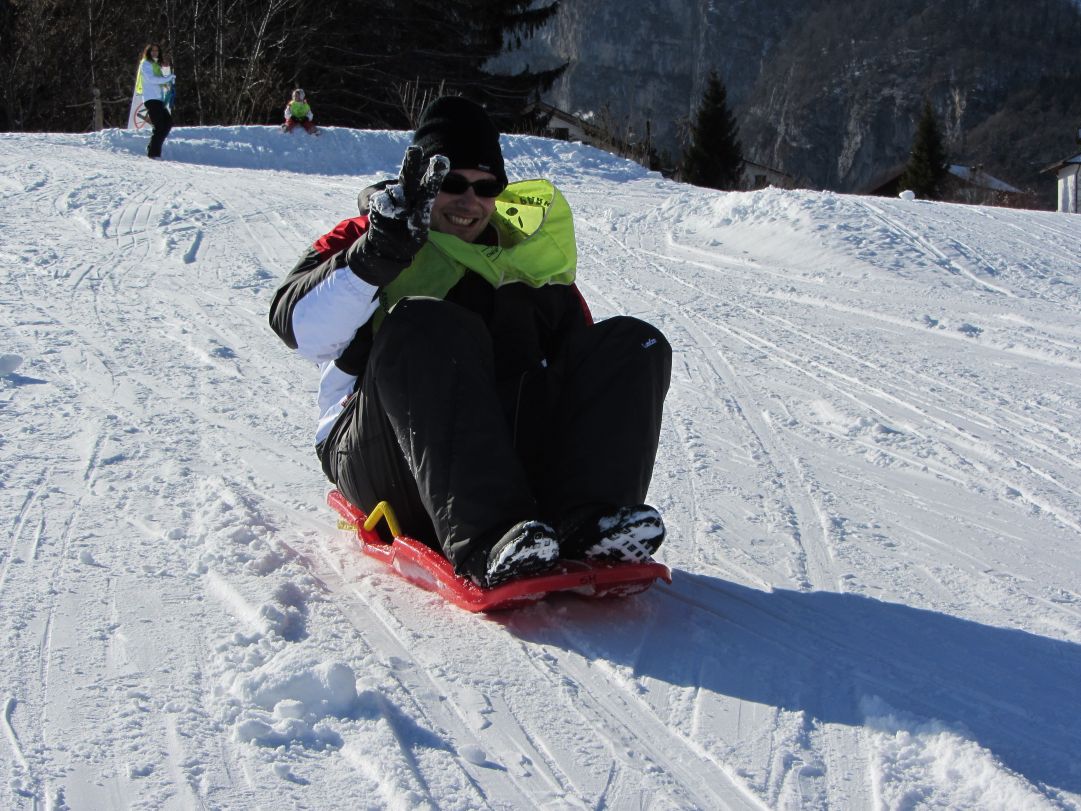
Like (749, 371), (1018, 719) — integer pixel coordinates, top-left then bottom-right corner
(328, 489), (671, 612)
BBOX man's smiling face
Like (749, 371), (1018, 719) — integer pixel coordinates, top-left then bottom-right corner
(429, 169), (499, 243)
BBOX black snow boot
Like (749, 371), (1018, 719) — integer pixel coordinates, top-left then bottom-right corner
(464, 520), (560, 588)
(560, 504), (666, 564)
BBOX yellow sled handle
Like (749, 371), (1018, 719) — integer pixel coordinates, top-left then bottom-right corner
(363, 500), (401, 539)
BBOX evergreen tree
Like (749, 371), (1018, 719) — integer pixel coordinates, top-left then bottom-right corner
(681, 70), (743, 191)
(899, 100), (949, 199)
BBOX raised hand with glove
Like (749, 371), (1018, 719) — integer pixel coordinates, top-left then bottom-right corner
(346, 145), (450, 287)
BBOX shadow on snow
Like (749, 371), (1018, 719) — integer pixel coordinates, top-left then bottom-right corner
(504, 570), (1081, 796)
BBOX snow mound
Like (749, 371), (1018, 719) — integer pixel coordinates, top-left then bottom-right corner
(230, 657), (358, 749)
(82, 124), (653, 183)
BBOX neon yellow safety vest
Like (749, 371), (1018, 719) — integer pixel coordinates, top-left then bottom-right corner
(373, 179), (577, 331)
(134, 59), (163, 95)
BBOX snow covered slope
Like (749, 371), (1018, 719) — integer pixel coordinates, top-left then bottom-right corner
(1, 125), (1079, 810)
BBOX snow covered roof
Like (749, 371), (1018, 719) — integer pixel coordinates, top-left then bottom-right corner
(948, 164), (1023, 193)
(1040, 153), (1081, 174)
(860, 163), (1024, 197)
(742, 157), (793, 179)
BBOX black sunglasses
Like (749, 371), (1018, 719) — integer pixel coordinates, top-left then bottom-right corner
(440, 173), (505, 198)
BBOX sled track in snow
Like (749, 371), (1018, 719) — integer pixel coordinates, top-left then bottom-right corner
(581, 217), (1081, 539)
(299, 533), (765, 810)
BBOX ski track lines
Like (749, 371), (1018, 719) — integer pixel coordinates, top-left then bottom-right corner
(673, 236), (1081, 375)
(648, 574), (1079, 808)
(0, 420), (92, 806)
(648, 579), (860, 808)
(317, 506), (861, 807)
(5, 137), (1080, 808)
(302, 534), (764, 810)
(313, 546), (573, 809)
(577, 195), (1081, 622)
(0, 466), (51, 598)
(750, 291), (1081, 457)
(585, 213), (1081, 539)
(524, 631), (765, 810)
(0, 168), (247, 805)
(579, 220), (844, 592)
(106, 183), (163, 282)
(55, 166), (312, 488)
(671, 307), (837, 591)
(579, 195), (1081, 599)
(872, 200), (1081, 299)
(541, 580), (873, 808)
(292, 542), (543, 809)
(22, 424), (153, 809)
(859, 200), (1017, 298)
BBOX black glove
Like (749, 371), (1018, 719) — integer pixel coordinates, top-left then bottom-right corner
(346, 146), (449, 287)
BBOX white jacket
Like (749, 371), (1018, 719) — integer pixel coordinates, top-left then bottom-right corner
(139, 60), (174, 102)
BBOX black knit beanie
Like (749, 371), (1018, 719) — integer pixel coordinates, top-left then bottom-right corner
(412, 96), (507, 187)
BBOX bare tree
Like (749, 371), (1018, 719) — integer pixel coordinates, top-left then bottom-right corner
(1, 0), (560, 132)
(397, 78), (451, 127)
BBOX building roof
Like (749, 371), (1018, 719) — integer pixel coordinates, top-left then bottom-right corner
(528, 101), (608, 141)
(861, 163), (1023, 196)
(947, 164), (1022, 194)
(742, 158), (794, 180)
(1040, 154), (1081, 174)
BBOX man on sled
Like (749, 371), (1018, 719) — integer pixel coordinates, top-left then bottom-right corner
(270, 96), (671, 589)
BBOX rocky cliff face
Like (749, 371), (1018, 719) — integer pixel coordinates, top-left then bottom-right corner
(502, 0), (1081, 204)
(503, 0), (802, 165)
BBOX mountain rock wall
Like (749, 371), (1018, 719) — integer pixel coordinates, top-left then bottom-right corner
(502, 0), (1081, 203)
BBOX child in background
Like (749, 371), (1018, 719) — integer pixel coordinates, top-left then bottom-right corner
(282, 89), (317, 135)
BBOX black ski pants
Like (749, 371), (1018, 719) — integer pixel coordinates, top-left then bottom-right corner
(321, 296), (671, 572)
(144, 99), (172, 158)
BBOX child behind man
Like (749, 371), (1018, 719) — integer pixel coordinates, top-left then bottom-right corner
(282, 88), (317, 135)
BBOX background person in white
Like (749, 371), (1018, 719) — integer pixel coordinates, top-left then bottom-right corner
(135, 43), (174, 158)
